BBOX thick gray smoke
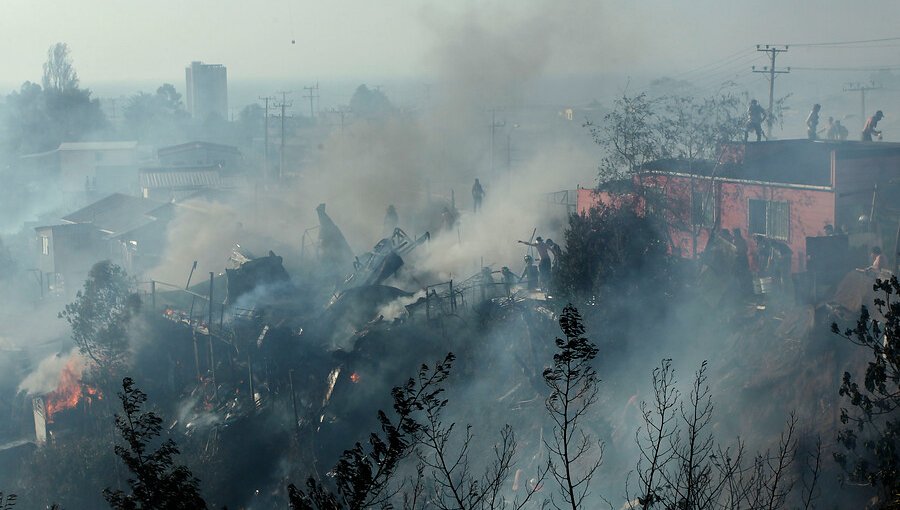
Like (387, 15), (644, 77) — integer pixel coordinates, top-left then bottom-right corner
(149, 1), (606, 287)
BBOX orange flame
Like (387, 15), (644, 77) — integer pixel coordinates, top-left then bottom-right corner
(349, 372), (361, 383)
(45, 356), (101, 423)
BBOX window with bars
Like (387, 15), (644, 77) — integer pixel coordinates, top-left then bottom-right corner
(691, 190), (716, 227)
(748, 199), (790, 241)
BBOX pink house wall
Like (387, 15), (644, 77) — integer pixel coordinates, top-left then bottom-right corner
(576, 179), (835, 273)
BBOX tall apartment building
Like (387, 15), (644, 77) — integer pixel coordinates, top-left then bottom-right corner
(185, 61), (228, 120)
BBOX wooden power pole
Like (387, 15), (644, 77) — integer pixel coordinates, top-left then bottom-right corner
(753, 45), (790, 137)
(274, 91), (293, 181)
(844, 81), (881, 128)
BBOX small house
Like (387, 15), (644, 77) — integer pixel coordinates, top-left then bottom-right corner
(578, 140), (900, 275)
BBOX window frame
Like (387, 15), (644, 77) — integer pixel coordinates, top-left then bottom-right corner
(748, 198), (790, 242)
(691, 188), (717, 228)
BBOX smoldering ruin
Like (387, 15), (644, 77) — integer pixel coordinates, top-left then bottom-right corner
(2, 2), (900, 510)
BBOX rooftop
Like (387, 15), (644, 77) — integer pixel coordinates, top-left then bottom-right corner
(57, 141), (139, 151)
(639, 139), (900, 188)
(62, 193), (166, 236)
(140, 166), (223, 190)
(157, 141), (241, 156)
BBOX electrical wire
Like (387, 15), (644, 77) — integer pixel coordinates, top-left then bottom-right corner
(792, 65), (900, 72)
(783, 36), (900, 47)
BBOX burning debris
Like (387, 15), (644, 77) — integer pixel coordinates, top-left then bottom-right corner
(21, 353), (101, 446)
(43, 355), (101, 423)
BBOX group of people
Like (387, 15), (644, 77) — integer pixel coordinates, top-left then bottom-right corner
(806, 104), (882, 141)
(516, 236), (562, 290)
(745, 99), (884, 142)
(703, 227), (792, 297)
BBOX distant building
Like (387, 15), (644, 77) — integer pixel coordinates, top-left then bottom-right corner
(157, 141), (242, 170)
(140, 165), (225, 202)
(185, 61), (228, 120)
(35, 193), (175, 292)
(19, 141), (148, 201)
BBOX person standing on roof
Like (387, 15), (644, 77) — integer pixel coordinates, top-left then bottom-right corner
(825, 116), (837, 140)
(383, 204), (399, 236)
(472, 178), (485, 213)
(744, 99), (767, 142)
(807, 104), (821, 140)
(835, 119), (849, 140)
(518, 236), (551, 288)
(862, 110), (884, 141)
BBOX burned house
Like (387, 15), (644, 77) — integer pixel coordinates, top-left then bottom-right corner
(35, 193), (173, 291)
(578, 140), (900, 276)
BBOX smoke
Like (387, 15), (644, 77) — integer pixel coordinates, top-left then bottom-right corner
(0, 2), (864, 509)
(149, 1), (607, 288)
(17, 350), (83, 396)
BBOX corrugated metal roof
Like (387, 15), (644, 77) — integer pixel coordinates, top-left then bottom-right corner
(57, 141), (139, 151)
(140, 169), (222, 189)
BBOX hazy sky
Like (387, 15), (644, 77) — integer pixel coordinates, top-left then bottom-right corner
(1, 0), (899, 90)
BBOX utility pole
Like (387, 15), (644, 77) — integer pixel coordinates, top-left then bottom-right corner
(302, 83), (319, 119)
(330, 107), (351, 133)
(507, 123), (520, 172)
(488, 109), (505, 176)
(274, 91), (293, 181)
(844, 81), (881, 128)
(752, 45), (790, 137)
(258, 96), (273, 183)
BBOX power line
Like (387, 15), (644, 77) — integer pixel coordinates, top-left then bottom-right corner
(791, 65), (900, 72)
(690, 53), (766, 90)
(669, 48), (756, 80)
(784, 36), (900, 48)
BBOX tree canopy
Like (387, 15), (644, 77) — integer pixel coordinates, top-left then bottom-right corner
(3, 43), (107, 154)
(59, 261), (140, 390)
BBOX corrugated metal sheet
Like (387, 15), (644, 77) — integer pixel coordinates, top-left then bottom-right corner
(140, 170), (222, 189)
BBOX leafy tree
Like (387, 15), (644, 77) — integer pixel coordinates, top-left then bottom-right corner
(3, 43), (107, 154)
(122, 84), (189, 143)
(288, 354), (455, 510)
(42, 43), (79, 92)
(554, 205), (670, 301)
(103, 377), (208, 509)
(22, 434), (117, 509)
(59, 261), (140, 390)
(833, 276), (900, 505)
(658, 93), (744, 162)
(237, 103), (265, 145)
(589, 92), (665, 183)
(349, 85), (394, 120)
(543, 305), (603, 510)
